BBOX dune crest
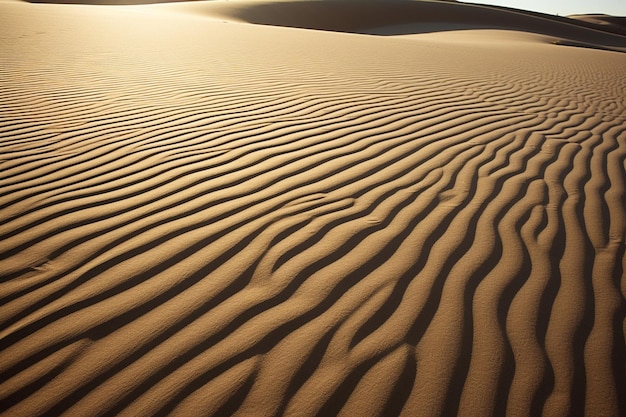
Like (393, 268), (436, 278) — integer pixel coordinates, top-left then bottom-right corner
(1, 0), (625, 416)
(138, 0), (626, 49)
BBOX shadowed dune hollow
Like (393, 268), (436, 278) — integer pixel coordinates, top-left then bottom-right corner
(1, 0), (625, 416)
(21, 0), (626, 42)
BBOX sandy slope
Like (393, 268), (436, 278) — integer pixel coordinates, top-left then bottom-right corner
(566, 14), (626, 36)
(1, 0), (625, 416)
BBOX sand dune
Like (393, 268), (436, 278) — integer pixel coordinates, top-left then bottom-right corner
(1, 0), (625, 416)
(567, 14), (626, 36)
(142, 0), (626, 48)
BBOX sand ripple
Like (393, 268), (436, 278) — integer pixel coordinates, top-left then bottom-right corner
(1, 2), (625, 416)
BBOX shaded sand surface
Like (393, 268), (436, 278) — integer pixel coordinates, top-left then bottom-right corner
(1, 0), (626, 416)
(567, 14), (626, 36)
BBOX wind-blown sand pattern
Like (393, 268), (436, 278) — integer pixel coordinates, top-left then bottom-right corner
(1, 0), (625, 416)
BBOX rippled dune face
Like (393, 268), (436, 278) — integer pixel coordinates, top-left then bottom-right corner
(1, 1), (625, 416)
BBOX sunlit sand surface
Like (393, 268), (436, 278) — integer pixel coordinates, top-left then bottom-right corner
(1, 0), (625, 416)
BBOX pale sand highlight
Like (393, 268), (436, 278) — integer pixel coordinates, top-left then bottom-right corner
(1, 0), (625, 416)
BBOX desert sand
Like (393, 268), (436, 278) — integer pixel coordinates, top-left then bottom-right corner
(1, 0), (625, 416)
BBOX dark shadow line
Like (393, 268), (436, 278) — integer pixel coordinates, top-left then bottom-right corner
(39, 254), (263, 416)
(274, 326), (339, 417)
(569, 133), (603, 417)
(379, 347), (417, 417)
(2, 106), (510, 323)
(0, 350), (76, 411)
(207, 371), (258, 417)
(494, 211), (534, 416)
(611, 243), (626, 417)
(313, 349), (397, 417)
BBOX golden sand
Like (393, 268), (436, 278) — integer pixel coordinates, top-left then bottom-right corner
(1, 0), (625, 415)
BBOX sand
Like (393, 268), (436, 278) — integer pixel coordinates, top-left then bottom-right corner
(1, 0), (625, 415)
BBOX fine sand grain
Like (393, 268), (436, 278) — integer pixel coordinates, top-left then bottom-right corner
(1, 0), (625, 416)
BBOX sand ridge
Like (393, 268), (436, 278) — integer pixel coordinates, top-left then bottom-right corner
(138, 0), (626, 49)
(1, 0), (625, 416)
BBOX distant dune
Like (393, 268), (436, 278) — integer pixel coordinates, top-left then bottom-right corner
(566, 14), (626, 36)
(22, 0), (626, 48)
(1, 0), (625, 416)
